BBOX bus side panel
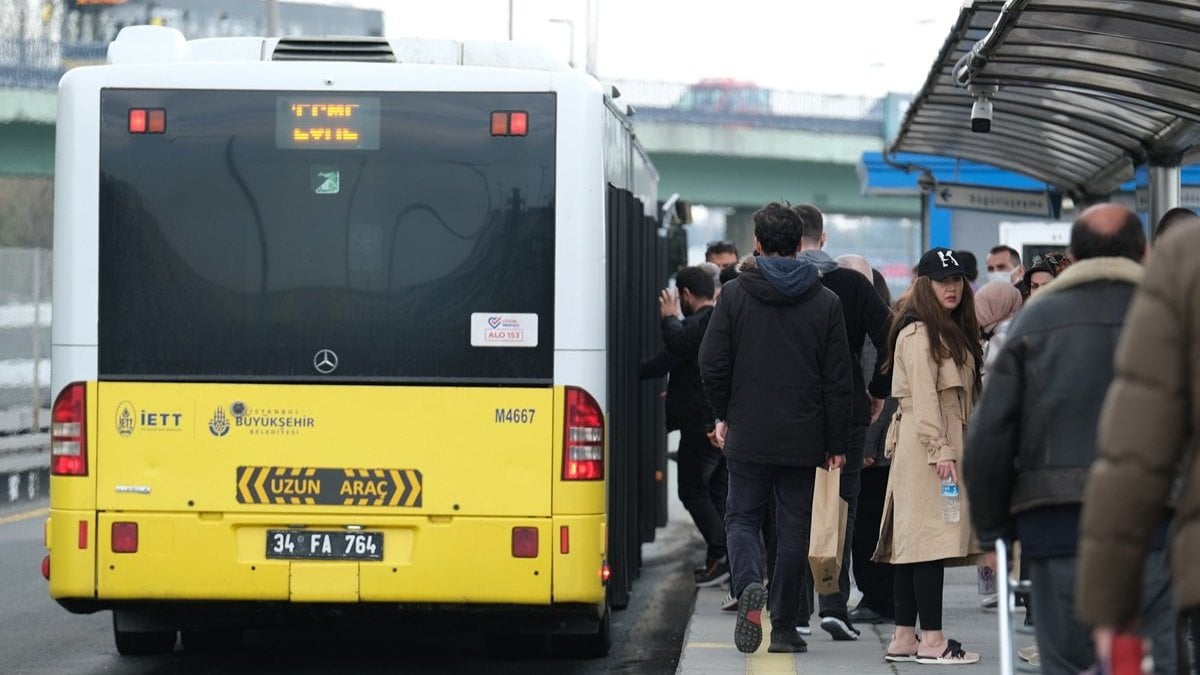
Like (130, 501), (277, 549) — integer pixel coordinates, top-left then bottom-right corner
(551, 514), (606, 604)
(46, 510), (97, 600)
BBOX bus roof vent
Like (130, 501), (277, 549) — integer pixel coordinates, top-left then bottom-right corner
(271, 37), (396, 63)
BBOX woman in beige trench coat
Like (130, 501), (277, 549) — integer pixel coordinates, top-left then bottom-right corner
(875, 248), (983, 665)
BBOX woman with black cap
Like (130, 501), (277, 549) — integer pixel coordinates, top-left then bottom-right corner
(874, 247), (984, 665)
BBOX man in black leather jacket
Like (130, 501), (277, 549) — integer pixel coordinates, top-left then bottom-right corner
(963, 203), (1174, 675)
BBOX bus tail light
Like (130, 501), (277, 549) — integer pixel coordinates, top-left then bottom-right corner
(112, 522), (138, 553)
(512, 527), (538, 558)
(563, 387), (603, 481)
(51, 382), (87, 476)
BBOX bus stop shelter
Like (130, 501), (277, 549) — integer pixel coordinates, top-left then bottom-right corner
(889, 0), (1200, 239)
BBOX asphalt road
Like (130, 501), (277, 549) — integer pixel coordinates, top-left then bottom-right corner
(0, 499), (698, 675)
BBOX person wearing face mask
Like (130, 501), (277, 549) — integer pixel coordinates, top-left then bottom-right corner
(973, 280), (1023, 381)
(986, 245), (1026, 297)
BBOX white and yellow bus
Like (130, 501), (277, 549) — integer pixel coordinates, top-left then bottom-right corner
(45, 26), (667, 657)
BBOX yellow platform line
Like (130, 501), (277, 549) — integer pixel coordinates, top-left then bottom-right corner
(0, 506), (48, 526)
(746, 613), (797, 674)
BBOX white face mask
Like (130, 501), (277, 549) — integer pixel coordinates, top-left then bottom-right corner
(987, 271), (1012, 285)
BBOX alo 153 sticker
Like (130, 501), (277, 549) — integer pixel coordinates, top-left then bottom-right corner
(470, 313), (538, 348)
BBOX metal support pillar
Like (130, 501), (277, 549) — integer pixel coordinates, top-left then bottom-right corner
(1148, 164), (1181, 240)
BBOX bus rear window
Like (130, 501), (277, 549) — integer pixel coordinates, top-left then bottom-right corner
(98, 89), (556, 383)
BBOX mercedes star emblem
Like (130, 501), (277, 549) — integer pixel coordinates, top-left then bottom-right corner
(313, 348), (339, 374)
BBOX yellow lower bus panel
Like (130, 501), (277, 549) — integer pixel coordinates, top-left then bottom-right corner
(46, 509), (97, 600)
(93, 512), (555, 605)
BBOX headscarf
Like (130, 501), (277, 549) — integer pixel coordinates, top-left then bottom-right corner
(974, 280), (1023, 336)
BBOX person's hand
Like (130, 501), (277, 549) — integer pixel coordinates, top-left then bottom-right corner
(864, 456), (876, 468)
(659, 288), (682, 318)
(1092, 626), (1115, 664)
(712, 421), (727, 449)
(706, 427), (721, 449)
(869, 397), (885, 424)
(936, 460), (958, 483)
(824, 454), (845, 470)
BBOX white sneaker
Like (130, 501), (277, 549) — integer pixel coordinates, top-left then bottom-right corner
(721, 591), (738, 612)
(796, 625), (812, 636)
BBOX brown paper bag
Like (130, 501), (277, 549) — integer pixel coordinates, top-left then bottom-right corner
(809, 466), (848, 595)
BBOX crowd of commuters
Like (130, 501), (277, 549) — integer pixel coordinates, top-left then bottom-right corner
(639, 199), (1200, 669)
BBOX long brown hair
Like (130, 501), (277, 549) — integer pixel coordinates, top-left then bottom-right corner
(883, 276), (983, 393)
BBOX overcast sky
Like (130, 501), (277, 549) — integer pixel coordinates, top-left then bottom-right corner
(302, 0), (968, 97)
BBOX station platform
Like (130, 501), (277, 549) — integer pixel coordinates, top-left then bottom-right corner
(675, 563), (1017, 674)
(660, 433), (1019, 675)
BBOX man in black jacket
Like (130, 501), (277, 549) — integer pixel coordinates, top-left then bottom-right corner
(963, 204), (1175, 675)
(700, 202), (852, 655)
(792, 204), (892, 639)
(640, 265), (726, 588)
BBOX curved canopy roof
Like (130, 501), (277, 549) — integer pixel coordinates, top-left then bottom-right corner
(889, 0), (1200, 201)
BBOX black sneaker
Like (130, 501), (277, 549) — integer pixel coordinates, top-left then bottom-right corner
(820, 616), (861, 641)
(849, 605), (891, 624)
(734, 583), (767, 654)
(768, 628), (808, 653)
(694, 559), (730, 588)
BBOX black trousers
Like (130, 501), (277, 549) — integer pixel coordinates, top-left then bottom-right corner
(725, 459), (815, 632)
(677, 430), (727, 561)
(851, 465), (894, 616)
(894, 560), (944, 631)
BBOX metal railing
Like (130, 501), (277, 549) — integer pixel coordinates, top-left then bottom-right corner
(0, 248), (51, 434)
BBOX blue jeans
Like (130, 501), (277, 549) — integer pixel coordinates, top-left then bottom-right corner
(725, 458), (815, 632)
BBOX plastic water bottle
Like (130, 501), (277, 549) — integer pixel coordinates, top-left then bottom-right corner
(941, 479), (961, 523)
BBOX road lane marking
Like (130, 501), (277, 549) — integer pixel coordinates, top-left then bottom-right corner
(0, 506), (48, 525)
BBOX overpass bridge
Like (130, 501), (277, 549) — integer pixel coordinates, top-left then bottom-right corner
(0, 41), (919, 263)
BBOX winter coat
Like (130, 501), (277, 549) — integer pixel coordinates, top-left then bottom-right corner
(699, 255), (852, 467)
(873, 321), (981, 565)
(797, 250), (892, 426)
(1077, 225), (1200, 625)
(963, 257), (1143, 550)
(639, 306), (715, 433)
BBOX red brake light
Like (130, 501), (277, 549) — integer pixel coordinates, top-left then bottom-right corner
(563, 387), (604, 481)
(512, 527), (538, 558)
(128, 108), (147, 133)
(51, 383), (87, 476)
(112, 522), (138, 553)
(490, 111), (508, 136)
(509, 111), (528, 136)
(147, 108), (166, 133)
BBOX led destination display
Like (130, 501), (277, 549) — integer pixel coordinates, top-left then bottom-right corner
(276, 96), (381, 149)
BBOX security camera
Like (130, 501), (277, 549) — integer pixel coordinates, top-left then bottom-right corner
(971, 95), (993, 133)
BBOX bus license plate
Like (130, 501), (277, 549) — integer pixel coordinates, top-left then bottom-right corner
(265, 529), (383, 561)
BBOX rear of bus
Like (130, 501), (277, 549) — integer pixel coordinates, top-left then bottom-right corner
(46, 29), (611, 656)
